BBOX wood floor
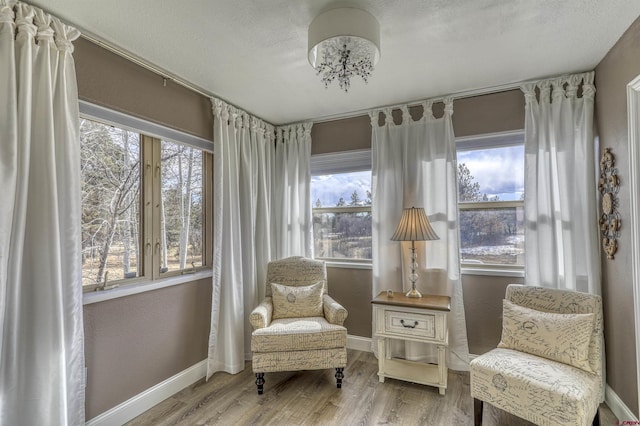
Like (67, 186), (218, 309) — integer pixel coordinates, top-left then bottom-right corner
(128, 349), (618, 425)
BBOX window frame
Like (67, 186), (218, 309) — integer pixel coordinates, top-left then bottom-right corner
(456, 130), (525, 276)
(79, 102), (213, 295)
(311, 149), (373, 267)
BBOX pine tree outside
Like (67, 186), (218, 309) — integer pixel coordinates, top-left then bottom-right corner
(311, 171), (372, 260)
(456, 137), (525, 267)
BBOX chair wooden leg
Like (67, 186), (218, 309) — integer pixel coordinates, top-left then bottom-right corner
(255, 373), (265, 395)
(335, 368), (344, 388)
(592, 408), (600, 426)
(473, 398), (483, 426)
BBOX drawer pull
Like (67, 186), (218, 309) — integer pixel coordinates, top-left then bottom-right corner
(400, 319), (418, 329)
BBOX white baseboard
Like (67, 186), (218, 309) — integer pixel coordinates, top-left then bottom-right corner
(347, 335), (372, 352)
(86, 359), (207, 426)
(606, 384), (638, 422)
(86, 335), (443, 424)
(85, 337), (372, 425)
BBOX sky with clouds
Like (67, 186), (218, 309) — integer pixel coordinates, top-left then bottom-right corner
(311, 170), (371, 207)
(457, 145), (524, 201)
(311, 145), (524, 206)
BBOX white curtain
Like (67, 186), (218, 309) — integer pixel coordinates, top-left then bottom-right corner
(272, 125), (314, 259)
(522, 72), (601, 294)
(0, 2), (85, 424)
(207, 98), (312, 379)
(371, 99), (470, 371)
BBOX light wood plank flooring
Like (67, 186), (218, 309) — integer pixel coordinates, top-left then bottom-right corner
(128, 349), (617, 425)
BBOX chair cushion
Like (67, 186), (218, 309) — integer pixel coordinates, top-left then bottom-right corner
(251, 317), (347, 353)
(265, 256), (327, 297)
(470, 348), (600, 426)
(271, 281), (324, 319)
(505, 284), (604, 379)
(498, 299), (594, 372)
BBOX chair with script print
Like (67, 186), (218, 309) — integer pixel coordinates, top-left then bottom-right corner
(470, 284), (603, 426)
(249, 256), (348, 394)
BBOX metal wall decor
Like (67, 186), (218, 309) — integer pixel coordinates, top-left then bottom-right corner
(598, 148), (621, 259)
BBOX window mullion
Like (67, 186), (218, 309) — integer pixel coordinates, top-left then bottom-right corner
(141, 135), (155, 279)
(150, 137), (163, 279)
(458, 200), (524, 210)
(203, 153), (214, 268)
(313, 206), (371, 214)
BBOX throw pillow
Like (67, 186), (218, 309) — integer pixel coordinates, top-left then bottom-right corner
(498, 299), (594, 373)
(271, 281), (324, 320)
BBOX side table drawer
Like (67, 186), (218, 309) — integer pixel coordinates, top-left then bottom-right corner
(384, 309), (435, 339)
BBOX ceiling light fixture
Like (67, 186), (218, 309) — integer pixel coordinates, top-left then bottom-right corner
(308, 8), (380, 92)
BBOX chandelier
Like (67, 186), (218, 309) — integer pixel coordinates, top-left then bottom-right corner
(308, 8), (380, 92)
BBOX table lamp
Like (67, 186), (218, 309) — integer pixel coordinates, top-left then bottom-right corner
(391, 207), (439, 298)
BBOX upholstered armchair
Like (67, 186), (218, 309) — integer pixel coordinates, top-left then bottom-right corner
(250, 256), (348, 394)
(470, 284), (604, 426)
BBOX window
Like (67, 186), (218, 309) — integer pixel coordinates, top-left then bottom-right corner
(80, 117), (212, 290)
(456, 132), (525, 268)
(159, 140), (205, 273)
(311, 150), (371, 262)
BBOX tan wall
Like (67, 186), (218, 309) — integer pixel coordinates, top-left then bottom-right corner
(75, 38), (215, 420)
(77, 31), (582, 418)
(312, 116), (372, 155)
(595, 14), (640, 416)
(83, 279), (212, 419)
(326, 266), (525, 355)
(74, 38), (213, 141)
(312, 90), (526, 354)
(461, 275), (524, 354)
(451, 90), (525, 137)
(327, 268), (373, 338)
(311, 89), (524, 156)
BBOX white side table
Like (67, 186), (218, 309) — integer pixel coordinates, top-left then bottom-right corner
(371, 291), (450, 395)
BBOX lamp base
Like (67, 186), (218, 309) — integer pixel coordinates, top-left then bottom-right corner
(405, 287), (422, 298)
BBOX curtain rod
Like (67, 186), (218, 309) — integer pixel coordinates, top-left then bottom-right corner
(80, 33), (210, 99)
(311, 81), (526, 124)
(81, 33), (591, 127)
(79, 32), (272, 125)
(311, 70), (594, 124)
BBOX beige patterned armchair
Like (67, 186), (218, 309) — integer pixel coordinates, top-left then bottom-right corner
(470, 284), (604, 426)
(250, 256), (348, 394)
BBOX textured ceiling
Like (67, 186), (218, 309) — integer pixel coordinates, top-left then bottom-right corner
(28, 0), (640, 125)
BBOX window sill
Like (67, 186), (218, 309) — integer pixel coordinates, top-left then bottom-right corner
(322, 261), (520, 275)
(83, 270), (213, 305)
(323, 260), (372, 270)
(461, 267), (524, 278)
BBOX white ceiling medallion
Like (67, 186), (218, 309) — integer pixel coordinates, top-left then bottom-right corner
(308, 8), (380, 93)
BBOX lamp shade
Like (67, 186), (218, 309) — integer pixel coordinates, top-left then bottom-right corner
(308, 8), (380, 68)
(391, 207), (439, 242)
(307, 8), (380, 92)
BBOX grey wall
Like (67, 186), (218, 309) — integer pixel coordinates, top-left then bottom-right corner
(595, 14), (640, 417)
